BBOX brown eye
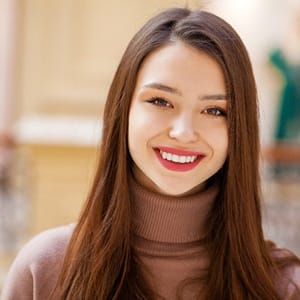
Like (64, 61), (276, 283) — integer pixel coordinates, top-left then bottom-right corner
(203, 107), (227, 117)
(147, 97), (172, 108)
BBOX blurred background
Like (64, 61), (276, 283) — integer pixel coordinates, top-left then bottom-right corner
(0, 0), (300, 289)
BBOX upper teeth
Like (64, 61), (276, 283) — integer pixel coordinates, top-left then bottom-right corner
(160, 150), (198, 163)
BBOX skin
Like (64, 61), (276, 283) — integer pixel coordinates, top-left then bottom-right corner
(128, 41), (228, 196)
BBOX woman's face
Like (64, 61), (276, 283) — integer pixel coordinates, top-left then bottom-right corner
(128, 41), (228, 196)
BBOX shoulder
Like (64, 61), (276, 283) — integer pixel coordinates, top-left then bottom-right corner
(282, 261), (300, 299)
(1, 223), (75, 300)
(22, 223), (74, 257)
(271, 245), (300, 299)
(11, 223), (75, 270)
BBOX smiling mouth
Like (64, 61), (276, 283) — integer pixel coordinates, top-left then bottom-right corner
(154, 147), (205, 172)
(159, 150), (198, 163)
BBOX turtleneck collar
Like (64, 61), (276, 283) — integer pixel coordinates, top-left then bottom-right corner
(130, 177), (218, 244)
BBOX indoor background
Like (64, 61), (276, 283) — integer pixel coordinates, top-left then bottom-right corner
(0, 0), (300, 290)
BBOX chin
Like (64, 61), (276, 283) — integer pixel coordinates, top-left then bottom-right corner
(156, 183), (204, 197)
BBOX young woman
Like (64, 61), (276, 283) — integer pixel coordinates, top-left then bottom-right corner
(2, 7), (300, 300)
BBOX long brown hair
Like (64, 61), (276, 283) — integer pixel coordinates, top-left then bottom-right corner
(53, 8), (299, 299)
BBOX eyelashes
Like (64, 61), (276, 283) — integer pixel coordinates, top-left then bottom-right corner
(146, 96), (172, 108)
(146, 96), (227, 117)
(202, 107), (227, 117)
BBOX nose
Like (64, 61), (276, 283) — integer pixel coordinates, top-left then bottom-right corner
(168, 113), (198, 143)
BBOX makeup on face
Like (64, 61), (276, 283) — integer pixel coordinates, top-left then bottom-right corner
(154, 146), (206, 172)
(128, 41), (228, 196)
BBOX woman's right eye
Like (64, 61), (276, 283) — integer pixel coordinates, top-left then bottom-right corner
(147, 97), (172, 108)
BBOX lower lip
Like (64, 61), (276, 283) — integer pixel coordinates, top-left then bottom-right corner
(154, 149), (204, 172)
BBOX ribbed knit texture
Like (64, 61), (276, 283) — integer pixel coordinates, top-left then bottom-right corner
(2, 179), (300, 300)
(130, 177), (218, 299)
(131, 178), (217, 244)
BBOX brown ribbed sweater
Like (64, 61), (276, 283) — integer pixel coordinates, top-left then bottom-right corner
(130, 178), (216, 299)
(1, 179), (300, 300)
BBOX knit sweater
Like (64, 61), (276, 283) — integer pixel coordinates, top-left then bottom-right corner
(130, 178), (217, 299)
(1, 179), (300, 300)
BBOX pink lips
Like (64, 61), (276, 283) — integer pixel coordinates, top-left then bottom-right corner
(154, 146), (205, 172)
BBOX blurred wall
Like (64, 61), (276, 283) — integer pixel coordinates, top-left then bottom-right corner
(18, 0), (204, 118)
(17, 0), (300, 147)
(1, 1), (300, 290)
(12, 0), (300, 238)
(15, 0), (209, 235)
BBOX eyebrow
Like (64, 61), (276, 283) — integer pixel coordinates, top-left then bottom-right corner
(142, 82), (228, 101)
(142, 82), (181, 95)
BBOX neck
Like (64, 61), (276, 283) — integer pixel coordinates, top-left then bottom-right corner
(130, 177), (218, 244)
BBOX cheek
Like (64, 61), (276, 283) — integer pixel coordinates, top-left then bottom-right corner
(203, 125), (228, 155)
(129, 105), (147, 130)
(128, 106), (158, 157)
(128, 105), (169, 139)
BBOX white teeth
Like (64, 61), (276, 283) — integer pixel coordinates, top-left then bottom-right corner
(173, 154), (179, 162)
(159, 150), (198, 163)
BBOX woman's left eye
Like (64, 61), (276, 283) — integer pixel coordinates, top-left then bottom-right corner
(203, 107), (227, 117)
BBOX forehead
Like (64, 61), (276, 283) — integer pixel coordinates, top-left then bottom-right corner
(134, 41), (226, 95)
